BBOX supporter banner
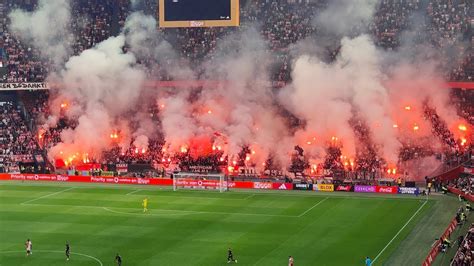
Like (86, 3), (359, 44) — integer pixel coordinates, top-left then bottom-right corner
(272, 183), (293, 190)
(354, 185), (376, 193)
(293, 183), (313, 190)
(99, 171), (114, 177)
(313, 184), (334, 192)
(116, 164), (128, 174)
(398, 187), (420, 195)
(375, 186), (398, 194)
(0, 82), (48, 91)
(336, 185), (352, 192)
(253, 182), (273, 190)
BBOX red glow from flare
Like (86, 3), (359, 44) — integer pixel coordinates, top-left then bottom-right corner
(413, 124), (419, 131)
(461, 138), (467, 146)
(392, 124), (398, 128)
(180, 146), (188, 153)
(207, 110), (212, 114)
(60, 103), (68, 109)
(458, 124), (467, 131)
(404, 106), (411, 111)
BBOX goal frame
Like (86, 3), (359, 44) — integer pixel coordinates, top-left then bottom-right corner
(172, 172), (227, 193)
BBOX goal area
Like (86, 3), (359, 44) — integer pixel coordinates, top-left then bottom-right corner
(172, 173), (227, 193)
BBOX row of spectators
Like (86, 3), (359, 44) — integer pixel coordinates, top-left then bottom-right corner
(451, 224), (474, 266)
(450, 175), (474, 196)
(0, 0), (472, 83)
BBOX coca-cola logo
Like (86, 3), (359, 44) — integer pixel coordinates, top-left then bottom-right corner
(379, 187), (393, 193)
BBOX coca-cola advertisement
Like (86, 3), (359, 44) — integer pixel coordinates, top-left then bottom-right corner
(354, 185), (376, 193)
(375, 186), (398, 194)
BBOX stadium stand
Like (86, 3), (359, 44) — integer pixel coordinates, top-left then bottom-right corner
(0, 0), (472, 178)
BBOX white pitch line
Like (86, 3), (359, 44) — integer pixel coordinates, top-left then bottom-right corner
(20, 202), (297, 217)
(20, 187), (75, 205)
(244, 194), (256, 200)
(0, 250), (103, 265)
(103, 206), (296, 218)
(126, 189), (142, 196)
(102, 207), (191, 217)
(372, 200), (428, 264)
(298, 197), (329, 217)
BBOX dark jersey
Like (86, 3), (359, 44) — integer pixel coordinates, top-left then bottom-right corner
(116, 255), (122, 263)
(66, 244), (70, 252)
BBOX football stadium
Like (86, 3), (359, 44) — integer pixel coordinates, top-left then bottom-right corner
(0, 0), (473, 265)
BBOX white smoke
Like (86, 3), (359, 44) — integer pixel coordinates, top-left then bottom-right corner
(9, 0), (72, 68)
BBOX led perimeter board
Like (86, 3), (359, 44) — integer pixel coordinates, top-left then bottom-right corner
(159, 0), (240, 28)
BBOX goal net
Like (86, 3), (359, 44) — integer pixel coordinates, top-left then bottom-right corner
(173, 173), (227, 193)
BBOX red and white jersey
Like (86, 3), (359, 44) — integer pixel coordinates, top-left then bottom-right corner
(289, 257), (294, 266)
(26, 241), (32, 250)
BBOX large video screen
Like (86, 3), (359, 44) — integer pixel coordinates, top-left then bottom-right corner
(159, 0), (239, 28)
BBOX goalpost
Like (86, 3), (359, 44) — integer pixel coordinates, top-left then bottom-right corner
(172, 173), (227, 193)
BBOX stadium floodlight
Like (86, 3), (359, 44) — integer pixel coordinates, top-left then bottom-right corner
(173, 172), (227, 192)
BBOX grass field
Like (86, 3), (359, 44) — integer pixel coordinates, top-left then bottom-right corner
(0, 181), (433, 265)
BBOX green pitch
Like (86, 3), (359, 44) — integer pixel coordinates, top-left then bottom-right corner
(0, 182), (432, 265)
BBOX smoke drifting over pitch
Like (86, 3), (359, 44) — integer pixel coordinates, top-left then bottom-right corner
(9, 0), (470, 178)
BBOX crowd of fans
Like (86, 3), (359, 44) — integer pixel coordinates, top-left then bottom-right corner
(0, 101), (39, 173)
(451, 175), (474, 196)
(0, 0), (472, 83)
(0, 0), (472, 177)
(451, 224), (474, 265)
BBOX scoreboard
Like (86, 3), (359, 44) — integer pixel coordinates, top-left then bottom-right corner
(159, 0), (240, 28)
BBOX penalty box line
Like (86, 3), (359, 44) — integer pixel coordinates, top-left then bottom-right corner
(372, 200), (428, 264)
(19, 200), (327, 218)
(21, 202), (298, 218)
(298, 197), (329, 217)
(20, 187), (76, 205)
